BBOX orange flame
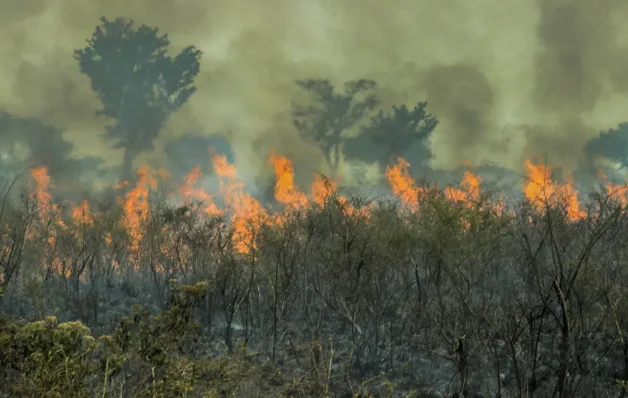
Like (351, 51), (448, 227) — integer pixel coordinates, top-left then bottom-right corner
(213, 154), (269, 254)
(29, 166), (67, 275)
(72, 200), (93, 226)
(385, 157), (425, 211)
(179, 166), (222, 216)
(598, 170), (628, 207)
(270, 152), (308, 210)
(18, 152), (619, 281)
(523, 160), (584, 220)
(121, 165), (158, 263)
(444, 171), (482, 205)
(30, 166), (54, 221)
(311, 174), (337, 207)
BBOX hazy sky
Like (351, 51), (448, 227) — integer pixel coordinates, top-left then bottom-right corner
(2, 0), (628, 182)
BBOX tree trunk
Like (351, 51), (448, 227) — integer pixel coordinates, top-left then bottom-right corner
(225, 309), (234, 355)
(456, 337), (470, 397)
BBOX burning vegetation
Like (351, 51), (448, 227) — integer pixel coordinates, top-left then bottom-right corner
(1, 151), (627, 396)
(21, 151), (602, 271)
(5, 11), (628, 398)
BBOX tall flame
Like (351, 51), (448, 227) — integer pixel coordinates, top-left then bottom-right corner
(444, 170), (482, 205)
(29, 166), (66, 275)
(523, 160), (584, 220)
(16, 152), (623, 282)
(213, 153), (268, 254)
(121, 165), (158, 262)
(179, 166), (222, 216)
(270, 152), (308, 210)
(385, 157), (425, 211)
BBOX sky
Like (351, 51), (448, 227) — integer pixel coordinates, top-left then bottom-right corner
(1, 0), (628, 186)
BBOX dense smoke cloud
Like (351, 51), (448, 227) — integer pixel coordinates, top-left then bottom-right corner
(1, 0), (628, 188)
(526, 0), (628, 170)
(421, 64), (496, 166)
(0, 111), (114, 194)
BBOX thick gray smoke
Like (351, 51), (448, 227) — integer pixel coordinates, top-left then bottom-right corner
(1, 0), (628, 191)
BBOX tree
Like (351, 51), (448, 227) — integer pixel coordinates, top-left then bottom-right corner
(586, 122), (628, 169)
(344, 102), (438, 168)
(74, 17), (202, 182)
(0, 111), (107, 194)
(292, 79), (379, 173)
(0, 172), (34, 298)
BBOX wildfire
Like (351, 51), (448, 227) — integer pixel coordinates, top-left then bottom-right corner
(385, 157), (426, 211)
(15, 152), (628, 282)
(311, 174), (336, 207)
(179, 166), (222, 216)
(270, 153), (308, 210)
(28, 166), (66, 275)
(213, 153), (269, 254)
(598, 170), (628, 207)
(523, 160), (585, 221)
(30, 166), (54, 222)
(72, 200), (93, 226)
(444, 171), (482, 204)
(121, 165), (158, 263)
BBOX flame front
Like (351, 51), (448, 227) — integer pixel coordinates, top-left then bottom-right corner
(121, 165), (158, 264)
(29, 166), (66, 275)
(179, 166), (221, 216)
(311, 174), (337, 207)
(523, 160), (584, 221)
(444, 171), (482, 204)
(385, 157), (425, 211)
(15, 152), (624, 283)
(270, 153), (308, 210)
(213, 153), (268, 254)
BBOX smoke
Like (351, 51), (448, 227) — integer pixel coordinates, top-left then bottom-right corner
(1, 0), (628, 188)
(0, 111), (113, 194)
(524, 0), (628, 170)
(421, 64), (496, 167)
(165, 135), (233, 175)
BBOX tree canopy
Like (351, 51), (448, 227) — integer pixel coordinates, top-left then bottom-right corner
(292, 79), (379, 172)
(345, 102), (438, 168)
(586, 122), (628, 169)
(74, 17), (202, 181)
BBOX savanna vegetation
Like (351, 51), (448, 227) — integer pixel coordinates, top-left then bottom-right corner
(3, 16), (628, 398)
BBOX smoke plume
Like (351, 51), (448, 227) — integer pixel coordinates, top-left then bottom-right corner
(1, 0), (628, 187)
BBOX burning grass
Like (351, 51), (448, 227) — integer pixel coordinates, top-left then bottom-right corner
(1, 153), (628, 396)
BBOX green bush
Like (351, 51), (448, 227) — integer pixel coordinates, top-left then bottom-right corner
(0, 282), (277, 397)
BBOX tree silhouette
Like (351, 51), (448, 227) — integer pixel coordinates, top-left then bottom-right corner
(0, 111), (108, 189)
(586, 122), (628, 169)
(292, 79), (379, 173)
(344, 102), (438, 168)
(74, 17), (202, 182)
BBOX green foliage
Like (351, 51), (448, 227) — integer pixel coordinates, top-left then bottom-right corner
(0, 275), (412, 396)
(0, 281), (267, 397)
(0, 316), (97, 397)
(5, 180), (624, 396)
